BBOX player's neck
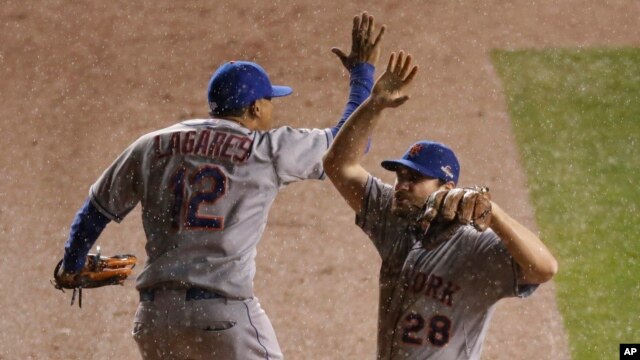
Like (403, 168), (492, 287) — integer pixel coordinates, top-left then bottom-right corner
(219, 116), (252, 129)
(218, 115), (265, 131)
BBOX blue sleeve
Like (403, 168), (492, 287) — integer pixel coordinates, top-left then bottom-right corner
(62, 197), (111, 272)
(330, 63), (375, 138)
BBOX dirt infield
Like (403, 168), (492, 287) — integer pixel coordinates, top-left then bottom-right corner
(1, 1), (638, 359)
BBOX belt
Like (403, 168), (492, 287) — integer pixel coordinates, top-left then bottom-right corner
(139, 287), (224, 302)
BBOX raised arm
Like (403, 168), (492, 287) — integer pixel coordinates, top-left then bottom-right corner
(323, 52), (418, 213)
(490, 202), (558, 284)
(330, 12), (385, 137)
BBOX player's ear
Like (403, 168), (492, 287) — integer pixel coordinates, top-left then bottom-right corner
(442, 181), (455, 190)
(248, 101), (261, 118)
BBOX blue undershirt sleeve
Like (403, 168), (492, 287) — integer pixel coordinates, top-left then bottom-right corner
(330, 63), (374, 151)
(63, 197), (111, 272)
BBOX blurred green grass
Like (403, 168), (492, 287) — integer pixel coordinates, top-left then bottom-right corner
(492, 49), (640, 360)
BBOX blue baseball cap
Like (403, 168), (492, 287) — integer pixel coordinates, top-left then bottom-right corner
(381, 141), (460, 185)
(207, 61), (293, 112)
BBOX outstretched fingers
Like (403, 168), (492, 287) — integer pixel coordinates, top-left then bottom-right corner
(404, 65), (419, 84)
(360, 12), (370, 37)
(373, 24), (386, 48)
(337, 11), (386, 69)
(356, 12), (368, 47)
(360, 12), (367, 26)
(351, 15), (361, 50)
(374, 51), (418, 108)
(387, 52), (396, 72)
(387, 51), (419, 83)
(394, 51), (405, 73)
(400, 54), (412, 77)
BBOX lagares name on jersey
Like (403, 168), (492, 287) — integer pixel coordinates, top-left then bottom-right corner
(154, 130), (252, 164)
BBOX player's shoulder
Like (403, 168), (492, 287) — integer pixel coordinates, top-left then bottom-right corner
(165, 119), (252, 138)
(252, 125), (329, 151)
(451, 225), (502, 252)
(367, 176), (395, 200)
(140, 122), (183, 137)
(453, 225), (497, 240)
(369, 175), (393, 190)
(361, 175), (395, 218)
(140, 119), (252, 139)
(259, 125), (310, 137)
(127, 123), (178, 148)
(182, 118), (252, 134)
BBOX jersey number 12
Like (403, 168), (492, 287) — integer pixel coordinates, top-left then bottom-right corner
(170, 165), (227, 230)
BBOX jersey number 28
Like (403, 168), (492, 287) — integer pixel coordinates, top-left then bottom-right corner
(171, 165), (227, 230)
(402, 312), (451, 347)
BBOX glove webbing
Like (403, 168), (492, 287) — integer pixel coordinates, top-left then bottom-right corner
(52, 259), (85, 308)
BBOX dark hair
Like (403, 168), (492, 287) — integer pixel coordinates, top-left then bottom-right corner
(209, 106), (247, 118)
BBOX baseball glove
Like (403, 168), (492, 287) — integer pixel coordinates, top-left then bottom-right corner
(52, 247), (137, 307)
(417, 186), (492, 234)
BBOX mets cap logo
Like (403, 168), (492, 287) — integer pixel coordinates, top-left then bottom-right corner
(441, 165), (454, 179)
(408, 144), (423, 158)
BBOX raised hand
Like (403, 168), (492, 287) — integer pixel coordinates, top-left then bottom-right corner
(332, 12), (386, 70)
(371, 51), (418, 109)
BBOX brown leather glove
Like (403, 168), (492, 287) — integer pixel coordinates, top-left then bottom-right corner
(53, 249), (137, 307)
(417, 186), (492, 233)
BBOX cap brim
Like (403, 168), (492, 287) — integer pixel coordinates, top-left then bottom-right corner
(271, 85), (293, 97)
(381, 159), (441, 180)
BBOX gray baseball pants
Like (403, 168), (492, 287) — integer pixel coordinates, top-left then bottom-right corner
(132, 289), (283, 359)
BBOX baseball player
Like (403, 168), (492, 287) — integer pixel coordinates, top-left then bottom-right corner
(322, 52), (558, 359)
(58, 13), (384, 360)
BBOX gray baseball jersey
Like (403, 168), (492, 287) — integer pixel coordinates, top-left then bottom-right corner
(357, 176), (537, 360)
(90, 118), (331, 299)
